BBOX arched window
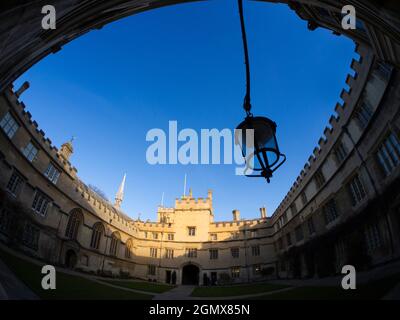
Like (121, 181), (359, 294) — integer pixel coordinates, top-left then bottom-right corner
(90, 222), (104, 249)
(125, 238), (133, 259)
(110, 232), (121, 256)
(65, 209), (83, 240)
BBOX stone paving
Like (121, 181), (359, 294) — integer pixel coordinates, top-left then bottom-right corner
(153, 285), (196, 300)
(152, 285), (297, 300)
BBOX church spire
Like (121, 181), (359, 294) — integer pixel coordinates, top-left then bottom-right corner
(114, 173), (126, 208)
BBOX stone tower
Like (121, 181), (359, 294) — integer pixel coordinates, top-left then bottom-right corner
(59, 138), (74, 161)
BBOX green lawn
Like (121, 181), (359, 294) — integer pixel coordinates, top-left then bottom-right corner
(191, 283), (289, 297)
(0, 249), (152, 300)
(100, 279), (174, 293)
(253, 274), (400, 300)
(191, 273), (400, 299)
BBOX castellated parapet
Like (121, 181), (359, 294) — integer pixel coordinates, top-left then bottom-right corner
(1, 85), (270, 241)
(1, 40), (398, 284)
(1, 87), (138, 234)
(4, 85), (78, 178)
(175, 195), (213, 212)
(271, 44), (375, 222)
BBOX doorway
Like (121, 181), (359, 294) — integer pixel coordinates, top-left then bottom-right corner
(181, 264), (200, 285)
(65, 249), (77, 269)
(211, 272), (217, 285)
(166, 270), (172, 284)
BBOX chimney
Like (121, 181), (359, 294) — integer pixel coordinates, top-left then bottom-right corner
(15, 81), (30, 98)
(232, 209), (240, 221)
(260, 207), (267, 219)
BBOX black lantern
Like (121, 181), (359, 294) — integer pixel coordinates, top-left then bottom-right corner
(235, 116), (286, 182)
(235, 0), (286, 182)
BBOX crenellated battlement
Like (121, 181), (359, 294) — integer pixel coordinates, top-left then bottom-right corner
(157, 206), (175, 214)
(5, 85), (78, 178)
(174, 192), (213, 211)
(211, 217), (268, 229)
(271, 44), (375, 222)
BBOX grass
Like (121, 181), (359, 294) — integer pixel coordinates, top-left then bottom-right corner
(0, 248), (152, 300)
(2, 245), (399, 300)
(191, 273), (400, 299)
(100, 279), (174, 293)
(191, 282), (289, 297)
(253, 273), (400, 300)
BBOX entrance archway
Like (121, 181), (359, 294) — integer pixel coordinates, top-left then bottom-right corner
(182, 264), (200, 285)
(65, 249), (77, 269)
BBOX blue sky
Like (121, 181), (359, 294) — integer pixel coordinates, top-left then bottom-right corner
(14, 0), (355, 221)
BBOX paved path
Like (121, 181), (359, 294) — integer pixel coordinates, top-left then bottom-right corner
(152, 285), (296, 300)
(0, 256), (37, 300)
(153, 285), (196, 300)
(190, 287), (295, 300)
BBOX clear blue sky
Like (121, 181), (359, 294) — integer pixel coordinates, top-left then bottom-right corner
(14, 0), (355, 221)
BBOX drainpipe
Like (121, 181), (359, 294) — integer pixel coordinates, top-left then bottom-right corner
(243, 223), (250, 283)
(158, 230), (164, 282)
(56, 210), (65, 264)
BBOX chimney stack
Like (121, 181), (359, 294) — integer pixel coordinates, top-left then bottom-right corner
(15, 81), (30, 98)
(260, 207), (267, 219)
(232, 209), (240, 221)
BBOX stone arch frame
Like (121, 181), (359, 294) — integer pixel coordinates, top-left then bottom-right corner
(65, 248), (78, 269)
(180, 261), (202, 270)
(125, 238), (134, 258)
(181, 262), (201, 285)
(90, 221), (105, 250)
(65, 208), (84, 240)
(109, 231), (121, 257)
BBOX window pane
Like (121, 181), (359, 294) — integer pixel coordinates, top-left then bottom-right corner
(0, 112), (19, 139)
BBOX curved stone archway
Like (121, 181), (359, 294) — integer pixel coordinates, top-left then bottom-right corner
(65, 249), (78, 268)
(181, 263), (200, 285)
(0, 1), (399, 92)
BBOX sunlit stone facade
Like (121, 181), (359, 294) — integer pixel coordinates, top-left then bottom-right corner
(0, 0), (400, 285)
(0, 90), (275, 284)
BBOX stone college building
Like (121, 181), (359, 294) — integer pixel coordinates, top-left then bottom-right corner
(0, 1), (400, 286)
